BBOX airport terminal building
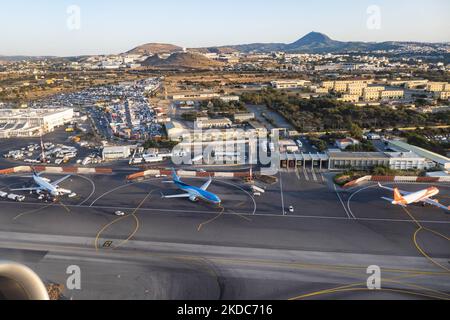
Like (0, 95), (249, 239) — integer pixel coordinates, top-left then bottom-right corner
(0, 108), (74, 138)
(280, 151), (427, 171)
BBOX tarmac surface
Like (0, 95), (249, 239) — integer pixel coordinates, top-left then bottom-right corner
(0, 169), (449, 300)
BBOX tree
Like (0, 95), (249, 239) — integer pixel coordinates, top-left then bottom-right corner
(349, 123), (363, 140)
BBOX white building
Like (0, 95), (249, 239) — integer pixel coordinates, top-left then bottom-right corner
(387, 152), (426, 170)
(270, 80), (311, 89)
(0, 108), (74, 138)
(102, 145), (137, 160)
(388, 140), (450, 170)
(233, 113), (255, 122)
(165, 121), (189, 141)
(196, 118), (232, 129)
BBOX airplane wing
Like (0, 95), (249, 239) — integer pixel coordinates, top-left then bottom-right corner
(422, 198), (450, 211)
(200, 177), (212, 191)
(381, 197), (407, 207)
(162, 193), (191, 199)
(51, 175), (71, 186)
(11, 187), (42, 192)
(377, 183), (410, 196)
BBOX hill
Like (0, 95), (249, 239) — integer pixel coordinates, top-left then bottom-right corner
(127, 43), (182, 55)
(142, 52), (224, 70)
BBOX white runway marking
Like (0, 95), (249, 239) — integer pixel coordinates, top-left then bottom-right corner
(75, 174), (96, 206)
(334, 184), (353, 219)
(310, 169), (317, 182)
(279, 172), (286, 215)
(303, 169), (309, 181)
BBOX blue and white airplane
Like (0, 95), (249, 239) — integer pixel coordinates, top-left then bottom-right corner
(162, 169), (222, 205)
(11, 171), (72, 197)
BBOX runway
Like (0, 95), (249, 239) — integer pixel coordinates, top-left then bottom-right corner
(0, 172), (448, 299)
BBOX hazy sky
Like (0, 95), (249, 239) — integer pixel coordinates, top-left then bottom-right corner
(1, 0), (449, 56)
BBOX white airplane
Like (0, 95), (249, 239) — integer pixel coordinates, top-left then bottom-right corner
(378, 183), (450, 212)
(11, 171), (72, 197)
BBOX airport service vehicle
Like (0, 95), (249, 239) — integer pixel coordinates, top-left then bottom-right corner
(378, 183), (450, 211)
(11, 171), (72, 197)
(251, 185), (265, 194)
(162, 169), (221, 205)
(253, 192), (261, 197)
(0, 191), (8, 198)
(289, 206), (295, 213)
(296, 140), (303, 148)
(7, 194), (25, 202)
(115, 211), (125, 216)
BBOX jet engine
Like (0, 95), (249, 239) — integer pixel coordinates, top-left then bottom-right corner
(189, 195), (198, 202)
(0, 261), (49, 300)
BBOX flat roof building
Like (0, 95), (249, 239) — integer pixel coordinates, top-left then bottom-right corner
(102, 145), (137, 160)
(270, 80), (311, 89)
(387, 140), (450, 170)
(233, 113), (255, 123)
(0, 108), (74, 138)
(196, 118), (232, 129)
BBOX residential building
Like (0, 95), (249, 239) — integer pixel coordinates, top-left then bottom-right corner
(335, 138), (360, 150)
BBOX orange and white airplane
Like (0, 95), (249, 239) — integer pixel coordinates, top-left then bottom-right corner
(378, 183), (450, 212)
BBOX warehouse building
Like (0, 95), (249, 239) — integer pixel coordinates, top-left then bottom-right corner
(0, 108), (74, 138)
(102, 145), (138, 160)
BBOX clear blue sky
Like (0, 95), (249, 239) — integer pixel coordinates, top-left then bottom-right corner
(1, 0), (449, 56)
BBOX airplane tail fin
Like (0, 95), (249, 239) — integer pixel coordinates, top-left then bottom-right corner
(393, 188), (404, 203)
(171, 168), (180, 182)
(31, 167), (40, 177)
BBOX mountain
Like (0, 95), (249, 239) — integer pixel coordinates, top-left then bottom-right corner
(207, 32), (419, 53)
(142, 52), (224, 70)
(127, 43), (183, 55)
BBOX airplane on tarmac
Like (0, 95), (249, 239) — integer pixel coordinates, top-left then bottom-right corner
(161, 169), (222, 205)
(11, 170), (72, 198)
(378, 183), (450, 212)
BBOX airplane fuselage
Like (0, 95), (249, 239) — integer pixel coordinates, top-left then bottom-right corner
(396, 187), (439, 205)
(175, 180), (221, 205)
(33, 175), (71, 197)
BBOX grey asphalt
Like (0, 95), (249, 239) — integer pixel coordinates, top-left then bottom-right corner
(0, 171), (449, 300)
